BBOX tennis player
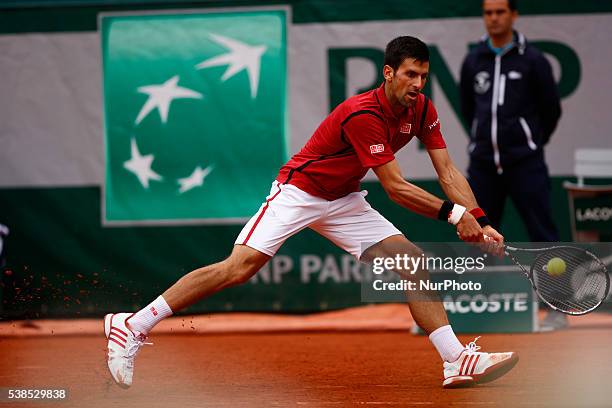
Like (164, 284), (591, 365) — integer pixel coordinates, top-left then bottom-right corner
(104, 36), (518, 389)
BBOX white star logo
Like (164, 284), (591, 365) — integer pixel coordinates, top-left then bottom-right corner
(135, 75), (203, 125)
(123, 138), (163, 189)
(177, 165), (214, 194)
(195, 33), (267, 99)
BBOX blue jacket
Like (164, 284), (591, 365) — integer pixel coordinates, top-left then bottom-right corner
(460, 31), (561, 173)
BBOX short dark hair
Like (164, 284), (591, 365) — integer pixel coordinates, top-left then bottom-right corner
(482, 0), (517, 11)
(384, 36), (429, 71)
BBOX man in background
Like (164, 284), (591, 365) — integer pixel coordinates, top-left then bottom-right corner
(459, 0), (564, 330)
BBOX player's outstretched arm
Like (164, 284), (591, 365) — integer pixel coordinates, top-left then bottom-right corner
(427, 148), (504, 248)
(427, 148), (478, 211)
(374, 159), (486, 243)
(373, 158), (443, 218)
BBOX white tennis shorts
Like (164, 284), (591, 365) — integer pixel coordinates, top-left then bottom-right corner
(235, 181), (402, 259)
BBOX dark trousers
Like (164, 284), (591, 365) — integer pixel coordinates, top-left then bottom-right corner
(468, 157), (559, 242)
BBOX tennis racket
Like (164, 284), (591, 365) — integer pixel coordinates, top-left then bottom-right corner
(494, 242), (610, 315)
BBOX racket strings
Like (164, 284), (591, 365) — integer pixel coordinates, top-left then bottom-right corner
(535, 260), (605, 312)
(537, 260), (605, 308)
(531, 248), (609, 314)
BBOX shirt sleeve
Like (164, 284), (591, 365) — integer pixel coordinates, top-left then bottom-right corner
(342, 111), (395, 168)
(533, 52), (561, 144)
(459, 55), (476, 128)
(417, 99), (447, 149)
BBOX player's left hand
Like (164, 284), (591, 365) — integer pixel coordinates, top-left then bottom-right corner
(456, 212), (483, 243)
(481, 225), (504, 257)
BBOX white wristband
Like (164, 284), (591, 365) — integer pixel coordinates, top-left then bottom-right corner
(448, 204), (466, 225)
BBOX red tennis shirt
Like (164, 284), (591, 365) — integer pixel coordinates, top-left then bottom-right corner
(276, 84), (446, 200)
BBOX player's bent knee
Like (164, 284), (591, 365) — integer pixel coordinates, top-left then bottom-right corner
(219, 260), (252, 286)
(224, 248), (270, 286)
(363, 235), (422, 262)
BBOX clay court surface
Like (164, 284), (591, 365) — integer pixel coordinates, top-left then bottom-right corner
(1, 308), (611, 408)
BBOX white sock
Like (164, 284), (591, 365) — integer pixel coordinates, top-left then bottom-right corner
(428, 325), (465, 363)
(128, 295), (173, 335)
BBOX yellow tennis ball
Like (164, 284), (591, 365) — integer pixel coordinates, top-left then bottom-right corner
(547, 257), (566, 276)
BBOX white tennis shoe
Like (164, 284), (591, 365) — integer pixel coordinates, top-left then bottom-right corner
(442, 336), (518, 388)
(104, 313), (151, 388)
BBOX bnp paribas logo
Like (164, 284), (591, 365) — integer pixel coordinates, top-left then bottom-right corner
(101, 10), (288, 225)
